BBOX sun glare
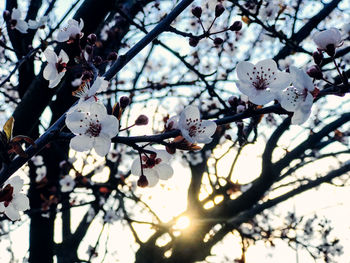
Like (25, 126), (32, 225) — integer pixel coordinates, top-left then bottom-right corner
(173, 216), (191, 230)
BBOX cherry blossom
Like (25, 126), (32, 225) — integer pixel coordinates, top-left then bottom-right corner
(312, 28), (342, 56)
(43, 48), (69, 88)
(65, 102), (119, 156)
(0, 176), (30, 221)
(178, 105), (217, 144)
(236, 59), (291, 105)
(59, 175), (76, 192)
(279, 66), (315, 124)
(103, 209), (119, 223)
(31, 155), (44, 166)
(28, 16), (48, 29)
(10, 8), (28, 33)
(259, 1), (280, 21)
(35, 166), (47, 182)
(56, 18), (84, 43)
(72, 77), (109, 103)
(131, 146), (173, 187)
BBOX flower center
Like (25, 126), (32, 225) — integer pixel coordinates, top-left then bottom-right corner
(142, 154), (161, 169)
(186, 118), (206, 137)
(247, 66), (277, 91)
(252, 75), (269, 90)
(56, 59), (67, 73)
(86, 122), (101, 137)
(0, 184), (14, 207)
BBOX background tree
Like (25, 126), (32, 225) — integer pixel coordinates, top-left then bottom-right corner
(0, 0), (349, 262)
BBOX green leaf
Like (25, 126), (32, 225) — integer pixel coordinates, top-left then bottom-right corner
(3, 117), (14, 141)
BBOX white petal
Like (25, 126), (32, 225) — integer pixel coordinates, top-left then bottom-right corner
(43, 63), (58, 81)
(12, 193), (30, 211)
(156, 163), (173, 180)
(6, 176), (24, 194)
(248, 90), (275, 105)
(28, 20), (39, 29)
(93, 135), (111, 156)
(100, 115), (119, 137)
(48, 74), (64, 88)
(16, 20), (28, 33)
(5, 205), (21, 221)
(181, 106), (200, 122)
(89, 77), (108, 95)
(79, 18), (84, 30)
(70, 135), (94, 152)
(0, 203), (5, 212)
(90, 102), (107, 116)
(11, 8), (21, 20)
(154, 149), (171, 163)
(59, 49), (69, 64)
(65, 111), (88, 134)
(269, 72), (291, 92)
(280, 87), (300, 112)
(56, 31), (69, 42)
(131, 158), (142, 176)
(236, 61), (255, 83)
(143, 169), (159, 187)
(44, 48), (58, 64)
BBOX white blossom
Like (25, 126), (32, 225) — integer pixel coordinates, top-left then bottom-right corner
(43, 48), (69, 88)
(0, 176), (30, 221)
(11, 8), (28, 33)
(259, 1), (280, 21)
(312, 28), (342, 51)
(280, 66), (315, 124)
(107, 148), (119, 162)
(28, 16), (48, 29)
(236, 59), (291, 105)
(131, 146), (173, 187)
(103, 209), (119, 223)
(73, 77), (109, 103)
(35, 166), (47, 182)
(178, 105), (217, 144)
(56, 18), (84, 43)
(65, 102), (119, 156)
(59, 175), (76, 192)
(31, 155), (44, 166)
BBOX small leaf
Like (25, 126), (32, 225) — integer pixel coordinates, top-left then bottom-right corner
(3, 117), (14, 141)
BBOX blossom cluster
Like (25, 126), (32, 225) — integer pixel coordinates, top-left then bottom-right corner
(235, 27), (346, 125)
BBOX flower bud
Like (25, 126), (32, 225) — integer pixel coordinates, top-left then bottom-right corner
(119, 96), (130, 108)
(166, 145), (176, 154)
(189, 37), (199, 47)
(191, 6), (202, 18)
(313, 51), (323, 65)
(3, 10), (10, 21)
(229, 21), (242, 31)
(137, 175), (148, 187)
(307, 65), (323, 80)
(85, 45), (93, 54)
(215, 4), (225, 17)
(135, 115), (149, 126)
(237, 105), (245, 113)
(87, 33), (97, 45)
(93, 56), (102, 65)
(228, 96), (238, 107)
(214, 37), (224, 46)
(107, 52), (118, 61)
(82, 71), (93, 81)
